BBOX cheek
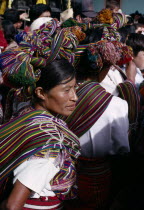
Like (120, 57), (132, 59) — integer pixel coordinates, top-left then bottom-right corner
(137, 56), (144, 69)
(52, 94), (68, 108)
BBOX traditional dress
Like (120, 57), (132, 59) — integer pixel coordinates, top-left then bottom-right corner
(62, 81), (130, 210)
(101, 67), (140, 149)
(0, 109), (80, 209)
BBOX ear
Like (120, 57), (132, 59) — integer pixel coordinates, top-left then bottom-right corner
(34, 87), (45, 100)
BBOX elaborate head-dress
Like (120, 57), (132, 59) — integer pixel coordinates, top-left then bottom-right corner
(94, 8), (127, 41)
(75, 39), (133, 76)
(0, 19), (84, 123)
(96, 8), (127, 29)
(0, 18), (84, 88)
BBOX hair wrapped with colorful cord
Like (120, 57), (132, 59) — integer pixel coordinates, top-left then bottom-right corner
(75, 40), (133, 74)
(0, 18), (81, 88)
(96, 9), (127, 29)
(18, 18), (79, 65)
(87, 40), (121, 72)
(113, 12), (128, 29)
(101, 24), (121, 41)
(0, 49), (46, 88)
(63, 26), (86, 42)
(96, 9), (114, 24)
(111, 41), (133, 66)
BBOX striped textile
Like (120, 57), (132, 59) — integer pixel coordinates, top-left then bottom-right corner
(23, 196), (63, 210)
(65, 81), (113, 137)
(74, 44), (88, 67)
(117, 80), (140, 131)
(59, 81), (113, 209)
(65, 157), (112, 210)
(18, 19), (78, 66)
(117, 80), (140, 150)
(0, 110), (80, 200)
(77, 157), (112, 210)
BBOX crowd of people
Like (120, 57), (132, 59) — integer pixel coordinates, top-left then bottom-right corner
(1, 0), (144, 209)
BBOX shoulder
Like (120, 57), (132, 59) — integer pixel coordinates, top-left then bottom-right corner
(108, 96), (128, 115)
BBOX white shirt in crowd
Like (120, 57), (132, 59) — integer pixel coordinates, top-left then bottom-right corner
(79, 96), (129, 158)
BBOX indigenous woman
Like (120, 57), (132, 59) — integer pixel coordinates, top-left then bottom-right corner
(0, 58), (80, 210)
(63, 40), (134, 210)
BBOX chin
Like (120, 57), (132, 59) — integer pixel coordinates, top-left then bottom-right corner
(62, 110), (73, 117)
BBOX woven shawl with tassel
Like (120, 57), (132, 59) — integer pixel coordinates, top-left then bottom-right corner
(0, 109), (80, 200)
(64, 81), (113, 137)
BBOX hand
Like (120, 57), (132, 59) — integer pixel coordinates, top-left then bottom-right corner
(20, 13), (29, 20)
(125, 60), (137, 83)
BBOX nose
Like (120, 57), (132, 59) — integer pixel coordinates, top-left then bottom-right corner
(70, 88), (78, 102)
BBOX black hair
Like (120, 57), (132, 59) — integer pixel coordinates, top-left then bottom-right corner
(126, 33), (144, 56)
(76, 49), (101, 81)
(118, 25), (136, 43)
(2, 20), (17, 44)
(36, 59), (76, 92)
(80, 27), (103, 44)
(29, 4), (51, 23)
(130, 11), (142, 20)
(74, 9), (93, 19)
(138, 16), (144, 24)
(76, 27), (104, 80)
(3, 9), (21, 24)
(73, 4), (82, 19)
(126, 16), (134, 25)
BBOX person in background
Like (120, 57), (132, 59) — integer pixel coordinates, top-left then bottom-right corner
(29, 3), (52, 24)
(3, 8), (23, 30)
(0, 19), (18, 125)
(62, 40), (132, 210)
(1, 20), (18, 49)
(73, 0), (96, 24)
(105, 0), (121, 13)
(130, 10), (142, 24)
(126, 33), (144, 79)
(73, 7), (96, 24)
(118, 23), (144, 44)
(26, 3), (52, 32)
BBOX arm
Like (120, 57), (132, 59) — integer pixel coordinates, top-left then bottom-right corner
(125, 60), (137, 83)
(0, 180), (31, 210)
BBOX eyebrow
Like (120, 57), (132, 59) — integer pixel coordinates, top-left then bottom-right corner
(62, 83), (76, 89)
(63, 85), (72, 88)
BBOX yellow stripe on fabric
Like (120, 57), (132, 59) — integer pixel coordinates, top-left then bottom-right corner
(1, 159), (26, 180)
(1, 111), (43, 137)
(1, 126), (44, 157)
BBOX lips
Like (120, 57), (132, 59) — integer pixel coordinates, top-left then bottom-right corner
(66, 104), (76, 111)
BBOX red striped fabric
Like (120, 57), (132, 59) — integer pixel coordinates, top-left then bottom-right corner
(23, 196), (63, 210)
(65, 81), (113, 138)
(76, 157), (112, 209)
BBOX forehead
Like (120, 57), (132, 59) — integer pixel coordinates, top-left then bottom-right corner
(41, 11), (51, 17)
(48, 77), (76, 93)
(60, 77), (76, 86)
(136, 51), (144, 57)
(50, 78), (76, 91)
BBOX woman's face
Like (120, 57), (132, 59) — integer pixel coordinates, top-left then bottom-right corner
(133, 51), (144, 70)
(36, 77), (78, 116)
(14, 20), (23, 29)
(40, 11), (51, 18)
